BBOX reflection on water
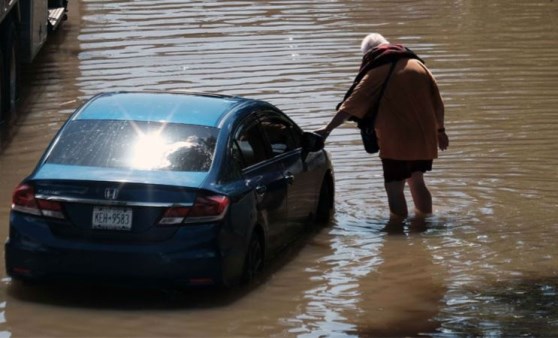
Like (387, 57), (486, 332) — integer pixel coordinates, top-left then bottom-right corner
(0, 0), (557, 336)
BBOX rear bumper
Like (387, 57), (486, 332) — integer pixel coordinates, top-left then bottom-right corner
(5, 214), (243, 287)
(5, 242), (220, 287)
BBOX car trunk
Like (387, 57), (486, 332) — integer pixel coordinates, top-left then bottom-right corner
(31, 165), (207, 243)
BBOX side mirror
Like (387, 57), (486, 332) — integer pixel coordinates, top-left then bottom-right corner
(301, 132), (325, 161)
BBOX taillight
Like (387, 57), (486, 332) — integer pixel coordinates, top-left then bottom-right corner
(12, 184), (65, 219)
(158, 194), (230, 226)
(12, 184), (41, 216)
(185, 195), (230, 223)
(36, 199), (65, 219)
(158, 207), (190, 225)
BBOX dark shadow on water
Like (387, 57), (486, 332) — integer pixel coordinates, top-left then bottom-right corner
(439, 276), (558, 337)
(345, 215), (446, 337)
(368, 214), (558, 338)
(7, 281), (249, 310)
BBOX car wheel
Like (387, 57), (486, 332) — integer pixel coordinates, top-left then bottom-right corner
(242, 230), (264, 284)
(315, 175), (334, 224)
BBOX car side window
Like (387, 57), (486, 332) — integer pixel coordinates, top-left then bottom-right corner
(233, 121), (269, 169)
(260, 115), (301, 157)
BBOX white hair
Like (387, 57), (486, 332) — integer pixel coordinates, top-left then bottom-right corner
(360, 33), (390, 54)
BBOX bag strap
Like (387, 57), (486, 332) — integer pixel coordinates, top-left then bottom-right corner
(362, 61), (398, 130)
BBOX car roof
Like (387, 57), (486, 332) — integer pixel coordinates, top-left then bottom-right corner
(72, 92), (252, 127)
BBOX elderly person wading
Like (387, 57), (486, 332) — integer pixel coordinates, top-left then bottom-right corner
(316, 33), (449, 221)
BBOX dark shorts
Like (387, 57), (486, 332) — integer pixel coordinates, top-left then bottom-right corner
(381, 159), (433, 183)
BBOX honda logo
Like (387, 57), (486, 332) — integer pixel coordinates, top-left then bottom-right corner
(104, 187), (119, 200)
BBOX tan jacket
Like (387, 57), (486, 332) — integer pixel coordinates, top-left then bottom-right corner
(339, 58), (444, 160)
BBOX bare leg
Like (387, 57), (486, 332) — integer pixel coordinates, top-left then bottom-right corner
(406, 171), (432, 215)
(384, 179), (408, 221)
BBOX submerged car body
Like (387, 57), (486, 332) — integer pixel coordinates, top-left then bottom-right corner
(5, 91), (334, 287)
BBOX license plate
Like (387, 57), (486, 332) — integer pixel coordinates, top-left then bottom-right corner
(92, 207), (133, 231)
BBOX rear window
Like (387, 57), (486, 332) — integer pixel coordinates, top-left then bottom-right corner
(46, 120), (218, 172)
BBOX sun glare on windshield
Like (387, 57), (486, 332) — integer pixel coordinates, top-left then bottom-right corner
(130, 132), (169, 170)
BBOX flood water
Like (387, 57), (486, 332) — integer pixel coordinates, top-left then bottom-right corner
(0, 0), (557, 336)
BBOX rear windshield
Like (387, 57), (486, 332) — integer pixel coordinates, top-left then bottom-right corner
(46, 120), (218, 172)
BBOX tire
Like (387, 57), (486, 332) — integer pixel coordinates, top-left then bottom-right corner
(242, 230), (264, 284)
(315, 175), (334, 224)
(1, 21), (20, 125)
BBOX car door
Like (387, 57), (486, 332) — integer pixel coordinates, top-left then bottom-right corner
(259, 112), (317, 236)
(231, 116), (289, 254)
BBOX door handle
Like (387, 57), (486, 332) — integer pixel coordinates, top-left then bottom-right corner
(284, 172), (294, 185)
(255, 185), (267, 195)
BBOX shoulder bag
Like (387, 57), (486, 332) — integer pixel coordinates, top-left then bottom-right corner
(358, 61), (398, 154)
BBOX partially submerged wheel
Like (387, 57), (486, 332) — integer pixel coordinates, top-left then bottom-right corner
(242, 231), (264, 284)
(315, 175), (334, 223)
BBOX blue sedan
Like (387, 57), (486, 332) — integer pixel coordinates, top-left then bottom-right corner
(5, 92), (334, 288)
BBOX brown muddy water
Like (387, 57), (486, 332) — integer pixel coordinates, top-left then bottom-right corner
(0, 0), (557, 337)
